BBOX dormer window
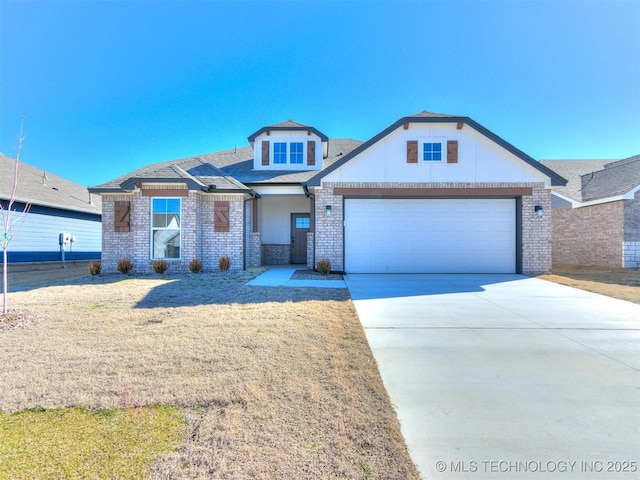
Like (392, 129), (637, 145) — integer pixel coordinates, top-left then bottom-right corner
(248, 121), (329, 171)
(290, 142), (303, 164)
(274, 142), (287, 164)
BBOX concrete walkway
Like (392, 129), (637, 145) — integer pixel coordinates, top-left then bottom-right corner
(345, 274), (640, 479)
(246, 265), (346, 288)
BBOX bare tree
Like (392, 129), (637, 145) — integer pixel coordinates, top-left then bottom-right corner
(1, 114), (31, 314)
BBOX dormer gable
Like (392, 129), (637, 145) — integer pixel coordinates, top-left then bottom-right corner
(247, 120), (328, 171)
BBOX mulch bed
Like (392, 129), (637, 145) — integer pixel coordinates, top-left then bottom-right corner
(290, 269), (344, 280)
(0, 309), (45, 333)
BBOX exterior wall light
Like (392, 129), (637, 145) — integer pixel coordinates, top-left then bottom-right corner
(534, 205), (543, 217)
(325, 205), (332, 216)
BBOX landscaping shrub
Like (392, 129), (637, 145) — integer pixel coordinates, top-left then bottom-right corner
(88, 261), (101, 276)
(316, 258), (331, 276)
(117, 258), (133, 275)
(219, 255), (231, 271)
(189, 258), (202, 273)
(152, 260), (168, 274)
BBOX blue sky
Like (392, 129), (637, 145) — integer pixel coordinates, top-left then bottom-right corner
(1, 0), (639, 187)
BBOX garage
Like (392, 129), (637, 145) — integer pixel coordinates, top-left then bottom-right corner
(344, 198), (516, 273)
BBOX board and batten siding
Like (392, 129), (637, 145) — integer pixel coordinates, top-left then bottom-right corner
(322, 123), (550, 186)
(4, 203), (101, 262)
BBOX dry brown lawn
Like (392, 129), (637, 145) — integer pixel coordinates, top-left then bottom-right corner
(538, 264), (640, 304)
(0, 268), (419, 479)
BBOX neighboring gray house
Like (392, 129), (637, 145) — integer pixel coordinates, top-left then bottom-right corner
(90, 111), (566, 275)
(0, 153), (102, 263)
(541, 155), (640, 268)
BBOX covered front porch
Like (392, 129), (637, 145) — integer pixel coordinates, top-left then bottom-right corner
(246, 190), (315, 269)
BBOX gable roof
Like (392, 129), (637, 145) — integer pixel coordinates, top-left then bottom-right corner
(90, 139), (364, 193)
(0, 153), (101, 215)
(306, 110), (567, 187)
(90, 150), (254, 194)
(541, 154), (640, 203)
(247, 120), (329, 142)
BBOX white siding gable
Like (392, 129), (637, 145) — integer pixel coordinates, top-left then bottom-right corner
(322, 123), (550, 186)
(253, 131), (323, 171)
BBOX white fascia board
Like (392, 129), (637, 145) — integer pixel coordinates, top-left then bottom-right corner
(252, 185), (306, 195)
(550, 191), (581, 208)
(552, 185), (640, 209)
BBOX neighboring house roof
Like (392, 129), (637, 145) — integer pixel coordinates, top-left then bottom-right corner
(90, 139), (363, 193)
(541, 154), (640, 204)
(0, 153), (101, 215)
(307, 110), (567, 187)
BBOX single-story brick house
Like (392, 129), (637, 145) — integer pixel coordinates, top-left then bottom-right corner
(541, 155), (640, 268)
(90, 111), (566, 275)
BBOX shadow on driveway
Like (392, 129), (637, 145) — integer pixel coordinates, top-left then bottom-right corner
(344, 273), (526, 300)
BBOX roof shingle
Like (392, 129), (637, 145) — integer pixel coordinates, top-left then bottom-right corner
(1, 153), (101, 214)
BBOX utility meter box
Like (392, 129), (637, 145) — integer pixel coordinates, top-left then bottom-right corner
(59, 233), (71, 245)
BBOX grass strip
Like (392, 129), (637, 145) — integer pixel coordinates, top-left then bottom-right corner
(0, 406), (184, 480)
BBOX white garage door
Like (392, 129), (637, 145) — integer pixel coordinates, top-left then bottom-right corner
(344, 198), (516, 273)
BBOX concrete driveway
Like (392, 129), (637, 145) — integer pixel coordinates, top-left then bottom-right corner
(345, 274), (640, 479)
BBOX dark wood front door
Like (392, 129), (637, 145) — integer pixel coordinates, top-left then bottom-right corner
(290, 213), (310, 264)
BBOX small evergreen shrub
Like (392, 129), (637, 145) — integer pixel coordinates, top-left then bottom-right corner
(88, 261), (101, 276)
(189, 258), (202, 273)
(316, 258), (331, 276)
(218, 255), (231, 271)
(152, 260), (168, 274)
(117, 258), (133, 275)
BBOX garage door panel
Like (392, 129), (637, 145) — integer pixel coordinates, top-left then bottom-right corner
(345, 199), (516, 273)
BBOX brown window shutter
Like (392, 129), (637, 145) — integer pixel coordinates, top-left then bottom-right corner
(261, 141), (270, 166)
(307, 141), (315, 166)
(214, 201), (230, 232)
(114, 201), (130, 232)
(407, 140), (418, 163)
(447, 140), (458, 164)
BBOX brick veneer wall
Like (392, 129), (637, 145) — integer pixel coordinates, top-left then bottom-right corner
(307, 232), (314, 269)
(623, 191), (640, 268)
(101, 194), (136, 274)
(624, 191), (640, 241)
(101, 190), (244, 274)
(198, 193), (244, 271)
(247, 233), (262, 267)
(262, 244), (289, 265)
(313, 182), (552, 275)
(550, 201), (624, 267)
(520, 183), (552, 275)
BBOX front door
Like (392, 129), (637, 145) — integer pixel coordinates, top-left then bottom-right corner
(290, 213), (310, 264)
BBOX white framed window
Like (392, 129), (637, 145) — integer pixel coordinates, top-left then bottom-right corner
(290, 142), (303, 164)
(419, 138), (446, 163)
(274, 142), (287, 164)
(151, 198), (181, 259)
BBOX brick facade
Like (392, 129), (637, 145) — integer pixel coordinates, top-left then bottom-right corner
(624, 191), (640, 242)
(313, 182), (552, 275)
(306, 232), (315, 269)
(101, 190), (244, 274)
(261, 244), (289, 265)
(623, 191), (640, 268)
(550, 201), (624, 267)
